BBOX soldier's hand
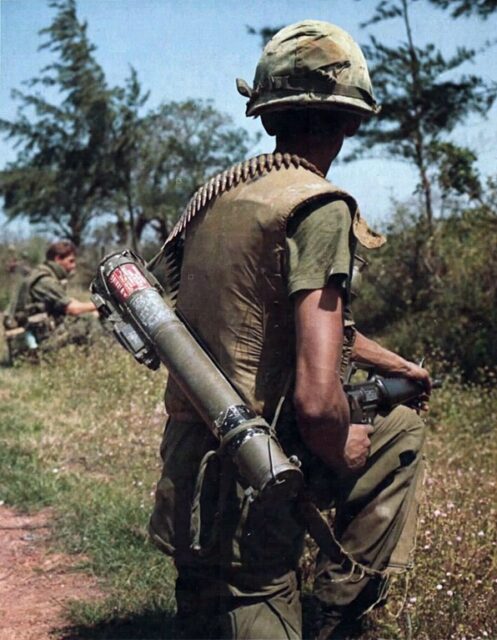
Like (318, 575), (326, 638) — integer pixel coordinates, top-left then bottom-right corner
(342, 423), (373, 473)
(405, 362), (432, 411)
(405, 361), (432, 392)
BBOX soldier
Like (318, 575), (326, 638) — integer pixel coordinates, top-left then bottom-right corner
(4, 239), (97, 360)
(148, 21), (431, 639)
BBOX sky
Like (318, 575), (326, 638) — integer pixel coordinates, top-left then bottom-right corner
(1, 0), (496, 236)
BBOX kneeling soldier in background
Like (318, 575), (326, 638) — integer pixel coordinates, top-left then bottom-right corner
(3, 239), (98, 362)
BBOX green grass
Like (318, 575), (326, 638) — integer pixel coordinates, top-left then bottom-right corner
(0, 335), (496, 639)
(0, 338), (176, 638)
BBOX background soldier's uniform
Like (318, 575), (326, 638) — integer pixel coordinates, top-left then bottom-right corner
(6, 260), (97, 356)
(149, 155), (426, 639)
(22, 261), (72, 319)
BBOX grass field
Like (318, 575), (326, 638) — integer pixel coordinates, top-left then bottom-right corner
(0, 333), (496, 639)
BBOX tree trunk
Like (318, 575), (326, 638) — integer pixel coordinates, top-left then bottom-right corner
(402, 0), (434, 233)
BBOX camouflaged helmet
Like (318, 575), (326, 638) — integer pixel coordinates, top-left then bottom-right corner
(237, 20), (380, 118)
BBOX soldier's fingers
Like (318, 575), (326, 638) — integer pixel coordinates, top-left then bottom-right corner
(351, 423), (374, 434)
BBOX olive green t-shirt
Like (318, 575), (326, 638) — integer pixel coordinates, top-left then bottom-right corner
(286, 198), (355, 323)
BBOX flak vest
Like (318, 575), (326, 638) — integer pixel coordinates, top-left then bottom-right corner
(158, 153), (384, 422)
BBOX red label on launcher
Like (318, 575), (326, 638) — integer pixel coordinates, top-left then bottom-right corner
(109, 264), (150, 301)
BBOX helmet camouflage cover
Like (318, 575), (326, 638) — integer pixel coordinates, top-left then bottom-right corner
(237, 20), (380, 118)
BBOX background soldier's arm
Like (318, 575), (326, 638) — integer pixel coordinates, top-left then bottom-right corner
(65, 299), (97, 316)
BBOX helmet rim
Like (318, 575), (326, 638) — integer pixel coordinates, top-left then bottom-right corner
(244, 88), (380, 118)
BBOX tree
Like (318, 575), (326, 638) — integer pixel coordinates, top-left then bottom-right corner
(0, 0), (118, 245)
(104, 67), (150, 249)
(1, 0), (259, 249)
(356, 0), (496, 232)
(354, 196), (497, 379)
(427, 0), (497, 18)
(108, 99), (259, 244)
(246, 25), (283, 48)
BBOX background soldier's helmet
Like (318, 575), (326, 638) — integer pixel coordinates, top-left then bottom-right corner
(237, 20), (380, 118)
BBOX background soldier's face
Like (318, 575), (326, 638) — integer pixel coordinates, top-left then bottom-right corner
(55, 252), (77, 275)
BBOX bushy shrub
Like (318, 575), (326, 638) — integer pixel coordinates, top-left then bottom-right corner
(354, 206), (497, 380)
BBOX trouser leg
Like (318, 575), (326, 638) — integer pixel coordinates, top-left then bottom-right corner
(174, 568), (302, 640)
(151, 418), (305, 639)
(220, 595), (302, 640)
(313, 406), (426, 638)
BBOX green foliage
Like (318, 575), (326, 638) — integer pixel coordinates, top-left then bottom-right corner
(428, 142), (482, 200)
(110, 99), (259, 244)
(354, 201), (497, 379)
(393, 379), (497, 638)
(2, 334), (495, 638)
(0, 337), (176, 631)
(0, 0), (258, 250)
(300, 378), (497, 639)
(356, 0), (496, 227)
(0, 420), (70, 509)
(0, 0), (116, 245)
(427, 0), (497, 18)
(101, 67), (150, 249)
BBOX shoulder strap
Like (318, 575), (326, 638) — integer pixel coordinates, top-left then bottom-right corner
(26, 265), (54, 290)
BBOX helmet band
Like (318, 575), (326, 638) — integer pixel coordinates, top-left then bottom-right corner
(252, 76), (378, 109)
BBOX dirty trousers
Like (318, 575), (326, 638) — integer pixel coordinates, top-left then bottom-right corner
(149, 405), (425, 639)
(149, 414), (304, 640)
(313, 405), (426, 637)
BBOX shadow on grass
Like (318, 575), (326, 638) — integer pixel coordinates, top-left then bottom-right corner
(60, 610), (176, 640)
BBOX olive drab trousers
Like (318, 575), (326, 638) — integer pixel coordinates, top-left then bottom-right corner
(149, 405), (425, 640)
(313, 405), (426, 639)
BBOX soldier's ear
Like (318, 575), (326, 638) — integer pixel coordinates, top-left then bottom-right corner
(344, 114), (362, 137)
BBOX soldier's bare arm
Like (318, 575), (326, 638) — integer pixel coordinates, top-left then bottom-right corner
(352, 331), (432, 392)
(65, 299), (97, 316)
(293, 284), (372, 472)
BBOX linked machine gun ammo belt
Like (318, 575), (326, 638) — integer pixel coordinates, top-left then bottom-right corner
(91, 250), (303, 504)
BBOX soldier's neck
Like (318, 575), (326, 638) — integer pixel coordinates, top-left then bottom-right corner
(275, 135), (343, 176)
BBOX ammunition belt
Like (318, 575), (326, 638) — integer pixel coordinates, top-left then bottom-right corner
(167, 153), (323, 242)
(160, 153), (323, 306)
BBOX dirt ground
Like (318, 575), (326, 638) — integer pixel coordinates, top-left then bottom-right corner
(0, 505), (102, 640)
